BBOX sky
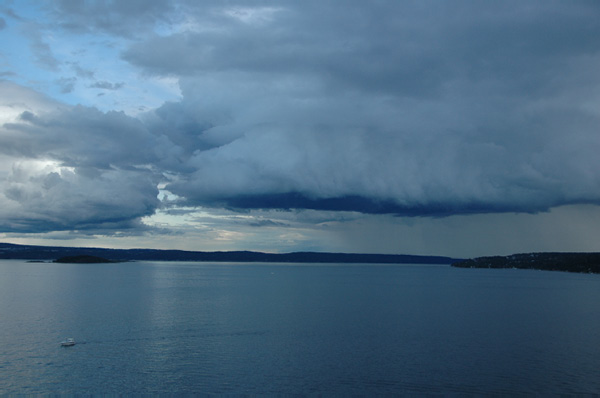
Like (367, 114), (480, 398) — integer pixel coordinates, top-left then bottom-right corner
(1, 0), (600, 258)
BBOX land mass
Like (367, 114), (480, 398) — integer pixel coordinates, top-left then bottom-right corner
(0, 243), (459, 264)
(54, 255), (117, 264)
(3, 243), (598, 272)
(452, 252), (600, 274)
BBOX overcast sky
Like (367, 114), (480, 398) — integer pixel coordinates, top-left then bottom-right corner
(1, 0), (599, 258)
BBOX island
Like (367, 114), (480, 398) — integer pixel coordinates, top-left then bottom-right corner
(54, 255), (117, 263)
(452, 252), (600, 274)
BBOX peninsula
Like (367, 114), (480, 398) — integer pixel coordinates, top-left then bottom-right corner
(452, 252), (600, 274)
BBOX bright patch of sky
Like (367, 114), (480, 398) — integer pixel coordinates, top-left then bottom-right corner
(0, 1), (180, 115)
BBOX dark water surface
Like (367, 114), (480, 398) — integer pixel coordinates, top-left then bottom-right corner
(1, 260), (599, 394)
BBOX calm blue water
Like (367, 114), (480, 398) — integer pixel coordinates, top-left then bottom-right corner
(1, 260), (599, 394)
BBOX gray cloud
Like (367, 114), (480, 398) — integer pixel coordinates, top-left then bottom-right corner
(0, 83), (167, 233)
(0, 6), (23, 21)
(1, 103), (170, 171)
(56, 77), (76, 93)
(0, 164), (159, 233)
(20, 22), (60, 71)
(69, 62), (95, 79)
(89, 81), (125, 90)
(50, 0), (174, 37)
(124, 2), (600, 97)
(123, 1), (600, 216)
(0, 17), (6, 30)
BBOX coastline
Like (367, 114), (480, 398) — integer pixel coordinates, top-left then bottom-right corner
(452, 252), (600, 274)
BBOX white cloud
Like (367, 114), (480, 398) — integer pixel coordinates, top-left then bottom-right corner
(0, 82), (163, 233)
(0, 80), (66, 123)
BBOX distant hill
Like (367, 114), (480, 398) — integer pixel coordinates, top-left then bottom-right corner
(0, 242), (459, 264)
(452, 252), (600, 274)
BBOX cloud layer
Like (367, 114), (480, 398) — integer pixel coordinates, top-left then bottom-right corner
(138, 1), (600, 215)
(2, 1), (600, 236)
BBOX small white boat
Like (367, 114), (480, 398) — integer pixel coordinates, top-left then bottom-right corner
(60, 338), (76, 347)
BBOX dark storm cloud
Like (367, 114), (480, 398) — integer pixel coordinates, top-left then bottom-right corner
(124, 1), (600, 98)
(122, 1), (600, 215)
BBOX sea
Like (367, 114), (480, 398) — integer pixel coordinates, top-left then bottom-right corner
(1, 260), (599, 395)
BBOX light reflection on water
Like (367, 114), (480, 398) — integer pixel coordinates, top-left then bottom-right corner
(1, 260), (599, 394)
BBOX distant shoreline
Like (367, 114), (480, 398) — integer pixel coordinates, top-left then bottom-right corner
(5, 242), (598, 273)
(0, 242), (459, 264)
(452, 252), (600, 274)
